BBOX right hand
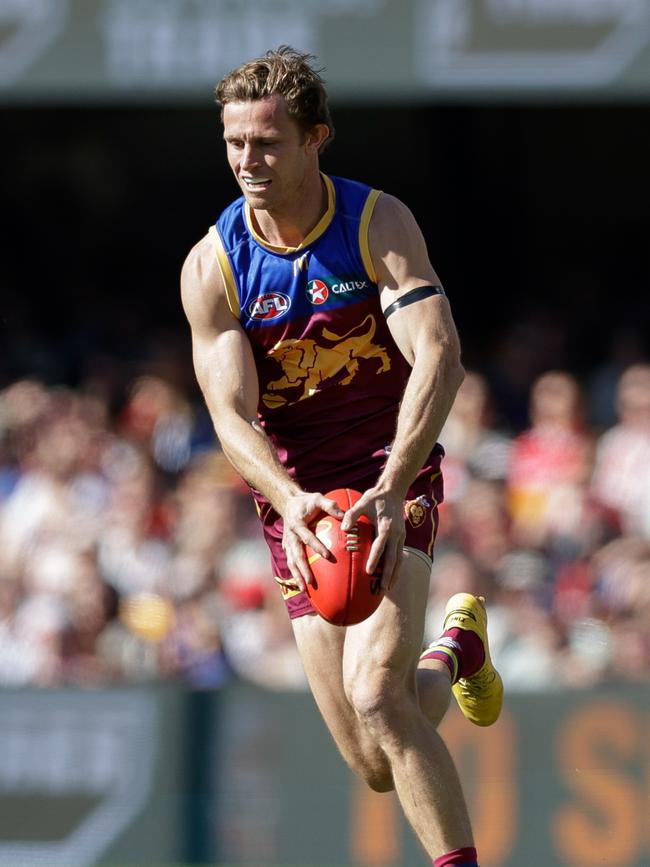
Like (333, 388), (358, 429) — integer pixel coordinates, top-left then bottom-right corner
(281, 491), (345, 591)
(341, 485), (406, 592)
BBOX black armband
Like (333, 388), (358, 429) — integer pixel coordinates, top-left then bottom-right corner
(383, 284), (446, 319)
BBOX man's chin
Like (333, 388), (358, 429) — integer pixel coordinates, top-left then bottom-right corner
(239, 181), (274, 206)
(243, 190), (272, 210)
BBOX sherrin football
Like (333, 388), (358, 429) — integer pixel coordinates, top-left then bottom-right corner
(304, 488), (384, 626)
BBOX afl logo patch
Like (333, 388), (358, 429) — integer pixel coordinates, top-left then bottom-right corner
(248, 292), (291, 320)
(306, 279), (329, 305)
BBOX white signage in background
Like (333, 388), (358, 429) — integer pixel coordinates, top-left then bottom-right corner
(0, 0), (69, 86)
(100, 0), (312, 87)
(100, 0), (313, 86)
(99, 0), (386, 87)
(415, 0), (650, 87)
(0, 692), (157, 867)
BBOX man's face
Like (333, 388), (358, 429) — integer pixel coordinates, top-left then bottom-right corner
(223, 94), (318, 213)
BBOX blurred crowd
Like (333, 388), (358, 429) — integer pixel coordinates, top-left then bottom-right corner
(0, 357), (649, 692)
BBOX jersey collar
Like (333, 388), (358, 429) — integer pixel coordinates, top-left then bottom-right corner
(244, 173), (336, 254)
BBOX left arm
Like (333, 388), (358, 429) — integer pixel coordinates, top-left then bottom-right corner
(342, 193), (465, 587)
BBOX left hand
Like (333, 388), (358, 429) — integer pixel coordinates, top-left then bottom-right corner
(280, 490), (345, 591)
(340, 487), (406, 591)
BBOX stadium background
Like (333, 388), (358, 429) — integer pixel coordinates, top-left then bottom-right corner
(1, 2), (649, 866)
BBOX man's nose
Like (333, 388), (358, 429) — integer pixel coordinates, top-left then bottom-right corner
(241, 143), (259, 170)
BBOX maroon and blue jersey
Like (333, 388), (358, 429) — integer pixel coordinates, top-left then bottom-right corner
(211, 173), (442, 490)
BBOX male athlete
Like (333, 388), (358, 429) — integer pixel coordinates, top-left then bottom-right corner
(181, 47), (503, 867)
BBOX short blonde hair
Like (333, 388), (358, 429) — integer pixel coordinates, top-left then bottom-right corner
(215, 46), (335, 151)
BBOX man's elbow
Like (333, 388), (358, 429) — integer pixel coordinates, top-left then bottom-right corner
(452, 357), (465, 391)
(442, 347), (465, 397)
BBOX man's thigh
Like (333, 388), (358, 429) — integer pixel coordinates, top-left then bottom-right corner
(291, 611), (390, 782)
(343, 549), (432, 688)
(290, 551), (431, 778)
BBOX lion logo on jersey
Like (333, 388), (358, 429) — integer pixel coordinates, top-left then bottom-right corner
(262, 315), (391, 408)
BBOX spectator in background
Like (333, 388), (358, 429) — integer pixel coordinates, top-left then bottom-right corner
(586, 327), (645, 430)
(451, 478), (512, 573)
(1, 365), (649, 693)
(581, 536), (650, 683)
(591, 363), (650, 538)
(490, 549), (566, 691)
(436, 372), (513, 571)
(0, 388), (109, 593)
(118, 374), (194, 474)
(507, 371), (593, 551)
(438, 370), (511, 499)
(215, 538), (308, 690)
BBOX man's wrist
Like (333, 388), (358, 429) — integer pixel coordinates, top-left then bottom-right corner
(272, 480), (305, 515)
(373, 470), (410, 502)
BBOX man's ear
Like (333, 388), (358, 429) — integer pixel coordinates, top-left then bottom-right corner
(305, 123), (331, 153)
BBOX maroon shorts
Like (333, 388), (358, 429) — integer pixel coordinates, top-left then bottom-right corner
(256, 458), (444, 619)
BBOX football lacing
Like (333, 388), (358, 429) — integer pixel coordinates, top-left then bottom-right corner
(345, 524), (360, 551)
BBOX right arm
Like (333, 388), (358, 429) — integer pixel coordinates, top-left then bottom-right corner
(180, 234), (342, 588)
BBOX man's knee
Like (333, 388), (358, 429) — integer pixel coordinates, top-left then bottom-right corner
(345, 667), (405, 733)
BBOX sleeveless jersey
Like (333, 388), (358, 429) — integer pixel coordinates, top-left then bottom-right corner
(211, 174), (439, 489)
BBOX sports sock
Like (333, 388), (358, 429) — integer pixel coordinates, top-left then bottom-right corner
(420, 627), (485, 683)
(433, 845), (479, 866)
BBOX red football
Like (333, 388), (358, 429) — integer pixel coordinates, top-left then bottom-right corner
(304, 488), (384, 626)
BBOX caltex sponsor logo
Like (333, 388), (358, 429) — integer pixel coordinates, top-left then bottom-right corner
(306, 279), (329, 305)
(332, 280), (367, 294)
(306, 278), (367, 304)
(248, 292), (291, 320)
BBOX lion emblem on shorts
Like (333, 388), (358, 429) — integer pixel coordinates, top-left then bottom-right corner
(262, 314), (391, 408)
(405, 496), (432, 528)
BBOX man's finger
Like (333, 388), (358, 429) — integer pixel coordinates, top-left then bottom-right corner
(289, 541), (315, 588)
(365, 530), (388, 576)
(320, 497), (345, 520)
(299, 525), (333, 562)
(341, 502), (366, 531)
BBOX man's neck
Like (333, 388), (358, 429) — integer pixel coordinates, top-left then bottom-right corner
(251, 172), (328, 249)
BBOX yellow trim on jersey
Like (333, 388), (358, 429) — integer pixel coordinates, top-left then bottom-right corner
(274, 575), (303, 599)
(359, 188), (382, 284)
(427, 471), (442, 557)
(244, 173), (336, 254)
(209, 225), (240, 318)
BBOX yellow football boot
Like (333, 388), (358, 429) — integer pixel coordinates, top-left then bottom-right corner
(444, 593), (503, 727)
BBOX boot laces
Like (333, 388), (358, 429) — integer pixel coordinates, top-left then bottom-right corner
(457, 666), (495, 698)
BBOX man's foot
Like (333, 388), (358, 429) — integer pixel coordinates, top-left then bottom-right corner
(443, 593), (503, 727)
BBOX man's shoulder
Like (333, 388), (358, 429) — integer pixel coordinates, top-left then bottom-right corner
(367, 191), (422, 250)
(370, 190), (411, 222)
(328, 174), (380, 216)
(183, 231), (217, 278)
(181, 231), (226, 317)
